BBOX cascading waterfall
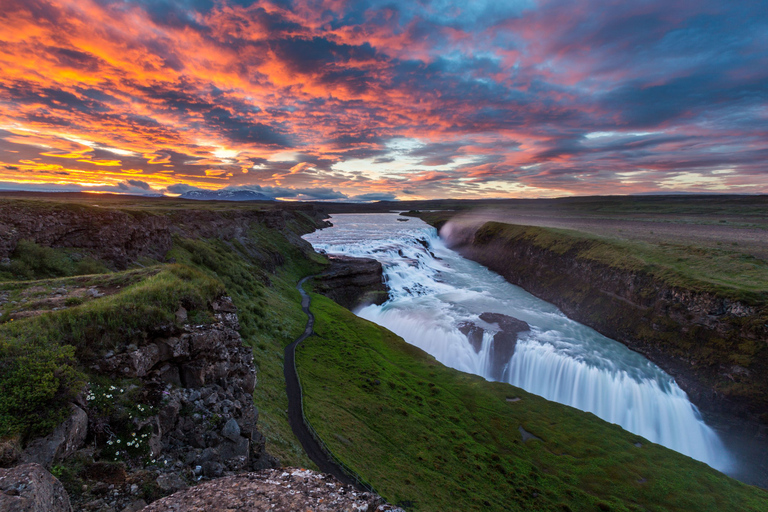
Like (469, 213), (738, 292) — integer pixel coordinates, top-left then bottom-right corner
(304, 213), (733, 472)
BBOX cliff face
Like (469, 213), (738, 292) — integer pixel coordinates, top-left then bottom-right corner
(0, 202), (329, 270)
(313, 255), (388, 310)
(3, 296), (277, 512)
(0, 204), (172, 268)
(0, 199), (336, 512)
(95, 296), (274, 475)
(439, 220), (768, 422)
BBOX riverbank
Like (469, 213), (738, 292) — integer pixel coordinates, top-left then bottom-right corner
(408, 210), (768, 427)
(297, 291), (768, 511)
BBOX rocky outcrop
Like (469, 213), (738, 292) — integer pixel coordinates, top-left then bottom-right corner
(0, 201), (330, 270)
(458, 313), (530, 381)
(140, 468), (403, 512)
(13, 297), (278, 512)
(93, 297), (274, 478)
(313, 255), (388, 310)
(0, 463), (71, 512)
(21, 405), (88, 468)
(0, 204), (172, 268)
(439, 219), (768, 422)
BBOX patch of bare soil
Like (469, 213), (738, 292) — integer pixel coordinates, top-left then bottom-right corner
(1, 284), (121, 319)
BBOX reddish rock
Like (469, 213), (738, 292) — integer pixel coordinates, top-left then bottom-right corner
(139, 468), (403, 512)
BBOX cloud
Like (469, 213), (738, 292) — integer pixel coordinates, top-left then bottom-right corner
(351, 192), (398, 202)
(126, 179), (151, 190)
(0, 0), (765, 199)
(0, 180), (161, 196)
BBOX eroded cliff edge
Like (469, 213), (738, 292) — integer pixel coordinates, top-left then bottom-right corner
(417, 215), (768, 424)
(0, 198), (338, 511)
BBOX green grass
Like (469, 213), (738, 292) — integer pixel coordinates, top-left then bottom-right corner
(163, 226), (327, 468)
(0, 265), (221, 440)
(0, 240), (109, 282)
(297, 293), (768, 512)
(429, 217), (767, 306)
(0, 196), (328, 466)
(0, 265), (222, 359)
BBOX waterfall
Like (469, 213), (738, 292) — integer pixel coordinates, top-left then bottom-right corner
(304, 213), (733, 472)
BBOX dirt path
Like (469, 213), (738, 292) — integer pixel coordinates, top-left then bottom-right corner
(283, 276), (357, 487)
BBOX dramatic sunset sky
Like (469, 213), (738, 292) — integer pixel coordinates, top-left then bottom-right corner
(0, 0), (766, 200)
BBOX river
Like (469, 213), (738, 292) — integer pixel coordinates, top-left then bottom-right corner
(304, 213), (745, 478)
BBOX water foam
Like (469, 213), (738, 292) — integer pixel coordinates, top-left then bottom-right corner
(304, 213), (732, 471)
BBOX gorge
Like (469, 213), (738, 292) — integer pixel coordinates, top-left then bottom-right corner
(304, 212), (764, 486)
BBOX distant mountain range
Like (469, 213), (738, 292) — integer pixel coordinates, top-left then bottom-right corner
(180, 189), (275, 201)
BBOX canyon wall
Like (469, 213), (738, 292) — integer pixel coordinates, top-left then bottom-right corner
(434, 219), (768, 423)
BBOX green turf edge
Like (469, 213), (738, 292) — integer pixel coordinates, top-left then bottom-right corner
(296, 293), (768, 512)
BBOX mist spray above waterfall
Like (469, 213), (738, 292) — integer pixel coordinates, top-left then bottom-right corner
(304, 213), (732, 472)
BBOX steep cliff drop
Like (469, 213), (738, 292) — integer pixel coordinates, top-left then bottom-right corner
(304, 213), (734, 475)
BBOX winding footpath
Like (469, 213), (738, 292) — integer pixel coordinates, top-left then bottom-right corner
(283, 276), (357, 487)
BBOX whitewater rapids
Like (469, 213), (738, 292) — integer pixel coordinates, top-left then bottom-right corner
(303, 213), (732, 472)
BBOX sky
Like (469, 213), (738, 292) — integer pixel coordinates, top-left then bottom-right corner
(0, 0), (766, 201)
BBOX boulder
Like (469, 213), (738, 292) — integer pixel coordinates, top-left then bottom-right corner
(21, 404), (88, 468)
(220, 419), (240, 442)
(479, 313), (529, 381)
(0, 463), (71, 512)
(457, 321), (484, 353)
(0, 437), (21, 468)
(100, 344), (161, 378)
(220, 437), (249, 463)
(156, 473), (187, 493)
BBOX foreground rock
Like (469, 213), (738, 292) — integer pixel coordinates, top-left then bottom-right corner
(21, 405), (88, 468)
(140, 468), (403, 512)
(13, 296), (278, 512)
(0, 463), (71, 512)
(458, 313), (530, 381)
(313, 255), (388, 310)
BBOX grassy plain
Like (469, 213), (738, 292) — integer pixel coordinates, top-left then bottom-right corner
(463, 220), (768, 305)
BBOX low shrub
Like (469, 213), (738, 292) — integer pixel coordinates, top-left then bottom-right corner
(0, 342), (85, 441)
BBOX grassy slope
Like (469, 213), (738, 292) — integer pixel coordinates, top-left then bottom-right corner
(0, 264), (223, 439)
(297, 293), (768, 512)
(163, 222), (327, 467)
(0, 204), (327, 467)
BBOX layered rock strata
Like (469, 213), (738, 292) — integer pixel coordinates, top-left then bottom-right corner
(313, 255), (388, 310)
(439, 219), (768, 422)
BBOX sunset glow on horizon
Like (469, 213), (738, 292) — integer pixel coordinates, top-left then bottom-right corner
(1, 0), (766, 201)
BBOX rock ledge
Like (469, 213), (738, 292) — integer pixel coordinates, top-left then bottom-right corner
(140, 467), (403, 512)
